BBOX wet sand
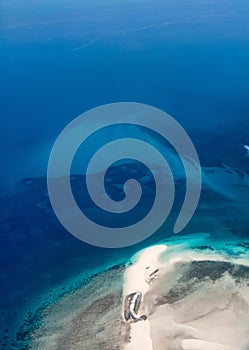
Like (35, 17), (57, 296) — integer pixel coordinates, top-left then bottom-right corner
(122, 244), (249, 350)
(147, 260), (249, 350)
(28, 240), (249, 350)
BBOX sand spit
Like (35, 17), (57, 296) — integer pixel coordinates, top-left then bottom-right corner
(122, 244), (249, 350)
(27, 241), (249, 350)
(122, 245), (167, 350)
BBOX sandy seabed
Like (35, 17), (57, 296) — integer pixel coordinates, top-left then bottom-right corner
(28, 240), (249, 350)
(122, 244), (249, 350)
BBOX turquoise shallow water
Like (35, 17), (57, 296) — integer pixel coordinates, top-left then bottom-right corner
(1, 0), (249, 348)
(18, 233), (249, 349)
(1, 164), (249, 348)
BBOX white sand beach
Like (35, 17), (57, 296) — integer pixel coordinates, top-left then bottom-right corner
(122, 243), (249, 350)
(27, 238), (249, 350)
(123, 245), (167, 350)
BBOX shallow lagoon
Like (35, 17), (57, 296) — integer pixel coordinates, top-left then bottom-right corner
(1, 0), (249, 348)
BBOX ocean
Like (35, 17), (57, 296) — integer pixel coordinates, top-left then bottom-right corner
(0, 0), (249, 348)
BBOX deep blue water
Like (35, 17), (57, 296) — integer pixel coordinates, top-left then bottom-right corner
(1, 0), (249, 348)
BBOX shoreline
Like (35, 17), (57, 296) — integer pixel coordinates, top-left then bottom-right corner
(121, 242), (249, 350)
(13, 236), (249, 349)
(122, 245), (167, 350)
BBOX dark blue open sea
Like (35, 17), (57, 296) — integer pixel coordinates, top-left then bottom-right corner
(1, 0), (249, 348)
